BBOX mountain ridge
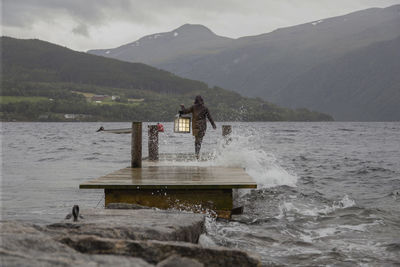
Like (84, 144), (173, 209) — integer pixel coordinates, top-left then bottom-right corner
(88, 23), (233, 65)
(88, 4), (400, 121)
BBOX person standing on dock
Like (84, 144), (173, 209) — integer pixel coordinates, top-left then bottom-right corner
(180, 95), (216, 159)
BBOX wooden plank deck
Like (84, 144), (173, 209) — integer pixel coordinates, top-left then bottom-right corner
(80, 166), (257, 190)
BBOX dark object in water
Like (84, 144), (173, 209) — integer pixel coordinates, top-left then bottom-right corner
(231, 206), (244, 215)
(65, 205), (83, 222)
(96, 126), (132, 134)
(72, 205), (79, 222)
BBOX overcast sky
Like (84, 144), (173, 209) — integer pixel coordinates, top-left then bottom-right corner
(2, 0), (399, 51)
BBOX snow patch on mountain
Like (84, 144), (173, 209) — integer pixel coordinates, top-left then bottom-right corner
(311, 20), (324, 26)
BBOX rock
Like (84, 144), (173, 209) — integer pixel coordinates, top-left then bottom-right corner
(1, 209), (261, 266)
(106, 203), (151, 209)
(59, 235), (261, 266)
(46, 208), (205, 243)
(0, 221), (153, 267)
(156, 254), (203, 267)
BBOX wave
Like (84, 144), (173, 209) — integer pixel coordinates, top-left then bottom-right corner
(149, 132), (298, 189)
(83, 157), (99, 160)
(385, 242), (400, 251)
(56, 147), (74, 151)
(354, 166), (394, 174)
(37, 157), (56, 162)
(337, 128), (356, 132)
(279, 129), (300, 133)
(276, 195), (356, 218)
(211, 134), (298, 188)
(389, 190), (400, 200)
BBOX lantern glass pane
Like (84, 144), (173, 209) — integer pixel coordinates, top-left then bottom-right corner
(174, 116), (191, 133)
(174, 118), (179, 132)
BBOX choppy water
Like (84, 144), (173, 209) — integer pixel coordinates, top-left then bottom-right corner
(1, 122), (400, 266)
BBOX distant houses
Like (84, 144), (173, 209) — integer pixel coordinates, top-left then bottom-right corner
(64, 114), (91, 120)
(64, 114), (77, 119)
(36, 113), (92, 121)
(71, 91), (140, 104)
(91, 95), (109, 102)
(90, 94), (121, 103)
(71, 91), (133, 104)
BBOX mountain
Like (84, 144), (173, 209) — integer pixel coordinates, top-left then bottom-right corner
(88, 24), (233, 66)
(0, 37), (332, 122)
(281, 36), (400, 121)
(88, 5), (400, 121)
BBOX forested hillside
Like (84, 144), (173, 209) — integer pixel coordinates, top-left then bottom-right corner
(1, 37), (333, 122)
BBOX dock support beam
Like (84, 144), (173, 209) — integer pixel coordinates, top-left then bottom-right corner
(131, 122), (142, 168)
(148, 125), (159, 161)
(105, 188), (233, 219)
(222, 125), (232, 144)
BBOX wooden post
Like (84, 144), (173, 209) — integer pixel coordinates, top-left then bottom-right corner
(222, 125), (232, 137)
(148, 125), (159, 161)
(131, 122), (142, 168)
(222, 125), (232, 145)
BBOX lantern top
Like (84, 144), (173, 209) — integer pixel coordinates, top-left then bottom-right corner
(176, 113), (191, 118)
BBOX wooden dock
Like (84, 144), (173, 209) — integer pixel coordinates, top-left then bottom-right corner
(80, 123), (257, 218)
(80, 158), (256, 218)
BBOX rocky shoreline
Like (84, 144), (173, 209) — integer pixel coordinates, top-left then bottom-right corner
(1, 204), (261, 266)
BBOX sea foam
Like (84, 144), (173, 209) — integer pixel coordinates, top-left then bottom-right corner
(210, 133), (298, 188)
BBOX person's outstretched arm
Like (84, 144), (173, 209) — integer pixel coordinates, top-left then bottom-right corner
(206, 108), (217, 129)
(179, 104), (193, 115)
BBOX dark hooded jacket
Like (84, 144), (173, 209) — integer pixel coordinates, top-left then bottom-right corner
(181, 96), (216, 137)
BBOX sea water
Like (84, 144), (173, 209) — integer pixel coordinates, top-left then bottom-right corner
(1, 122), (399, 265)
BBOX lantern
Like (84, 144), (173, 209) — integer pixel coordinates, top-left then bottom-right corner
(174, 114), (191, 133)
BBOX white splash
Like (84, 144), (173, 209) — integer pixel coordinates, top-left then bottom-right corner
(311, 20), (323, 26)
(105, 50), (110, 54)
(211, 134), (297, 188)
(154, 132), (297, 188)
(198, 234), (217, 248)
(173, 32), (179, 37)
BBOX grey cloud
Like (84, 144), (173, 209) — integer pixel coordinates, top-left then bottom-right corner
(1, 0), (180, 30)
(72, 23), (89, 37)
(2, 0), (134, 27)
(3, 0), (400, 29)
(2, 0), (400, 51)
